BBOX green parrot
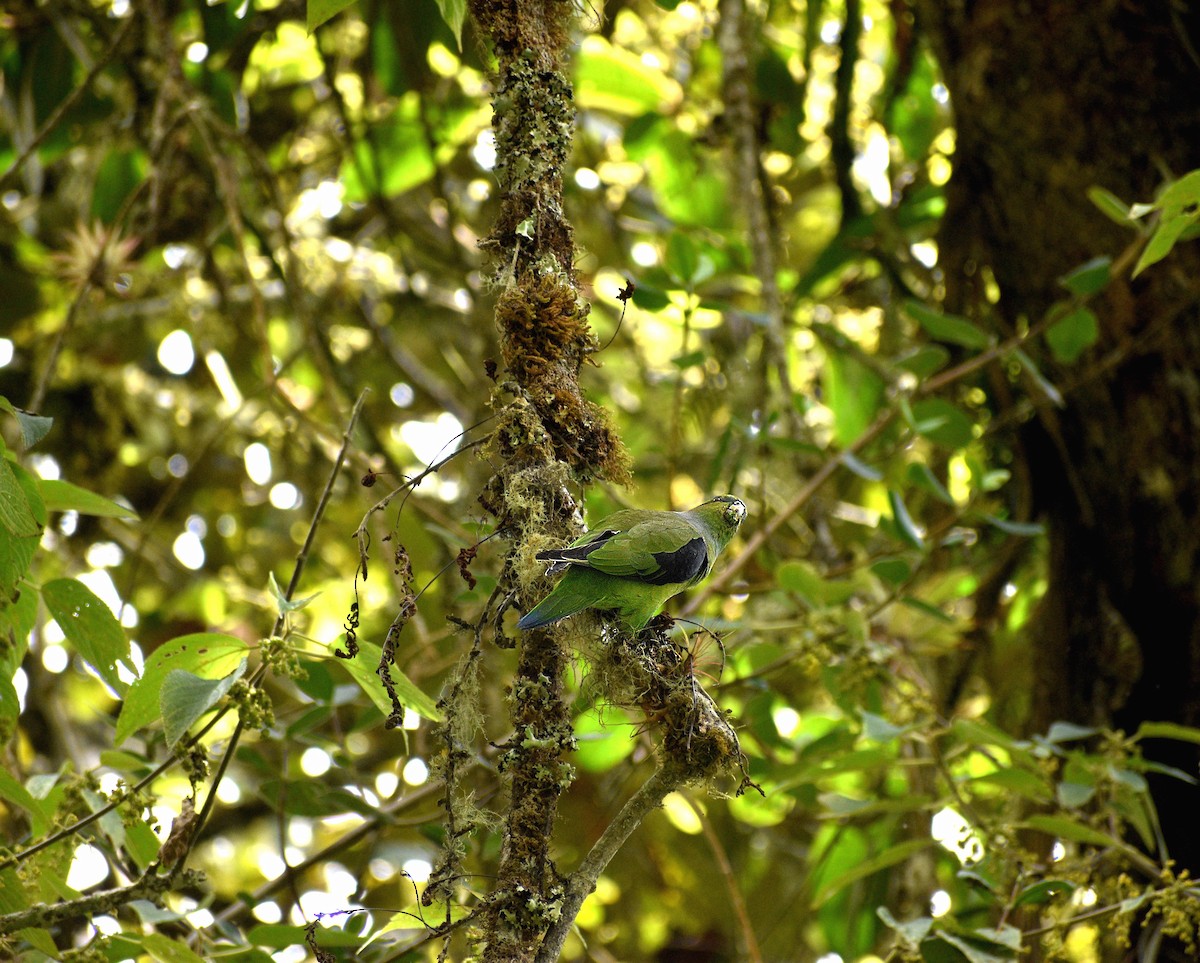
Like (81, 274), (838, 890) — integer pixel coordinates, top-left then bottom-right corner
(517, 495), (747, 630)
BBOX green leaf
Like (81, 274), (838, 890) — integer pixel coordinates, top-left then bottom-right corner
(116, 633), (251, 744)
(576, 36), (682, 116)
(161, 661), (247, 747)
(1134, 170), (1200, 277)
(664, 231), (699, 287)
(306, 0), (356, 31)
(842, 451), (883, 481)
(1057, 256), (1112, 296)
(907, 462), (955, 505)
(1045, 306), (1098, 363)
(1134, 720), (1200, 745)
(42, 578), (130, 692)
(895, 344), (951, 378)
(1013, 879), (1077, 907)
(876, 906), (933, 944)
(899, 595), (954, 623)
(910, 398), (975, 449)
(905, 300), (990, 350)
(0, 399), (53, 448)
(872, 557), (912, 586)
(812, 838), (932, 907)
(966, 768), (1052, 803)
(1087, 185), (1133, 225)
(1044, 721), (1098, 743)
(1056, 781), (1096, 808)
(1060, 254), (1113, 296)
(434, 0), (467, 50)
(267, 571), (319, 614)
(887, 489), (925, 550)
(0, 458), (41, 537)
(935, 928), (1019, 963)
(824, 351), (885, 447)
(139, 932), (209, 963)
(38, 479), (138, 519)
(980, 514), (1045, 537)
(1012, 348), (1065, 408)
(339, 640), (442, 722)
(1019, 814), (1123, 848)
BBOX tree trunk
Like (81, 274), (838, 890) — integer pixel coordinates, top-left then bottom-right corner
(916, 1), (1200, 869)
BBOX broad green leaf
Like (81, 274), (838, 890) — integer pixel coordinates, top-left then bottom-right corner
(1057, 256), (1111, 296)
(905, 300), (990, 350)
(824, 351), (885, 447)
(248, 923), (364, 949)
(0, 458), (40, 537)
(966, 768), (1052, 803)
(140, 932), (208, 963)
(935, 929), (1019, 963)
(434, 0), (467, 50)
(576, 36), (682, 116)
(1019, 814), (1123, 848)
(665, 231), (699, 287)
(306, 0), (356, 31)
(812, 838), (932, 907)
(887, 489), (925, 550)
(116, 633), (251, 744)
(38, 479), (138, 519)
(339, 640), (442, 722)
(0, 462), (44, 599)
(910, 398), (974, 449)
(0, 399), (53, 448)
(895, 343), (951, 378)
(42, 578), (130, 692)
(1133, 170), (1200, 276)
(161, 660), (247, 747)
(1045, 306), (1098, 363)
(0, 767), (51, 835)
(871, 557), (912, 586)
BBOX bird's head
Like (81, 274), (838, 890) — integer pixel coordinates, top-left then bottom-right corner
(692, 494), (747, 547)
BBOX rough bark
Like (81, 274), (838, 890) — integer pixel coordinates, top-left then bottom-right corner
(464, 2), (629, 960)
(916, 1), (1200, 868)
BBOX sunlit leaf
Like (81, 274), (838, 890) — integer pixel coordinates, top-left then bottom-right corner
(306, 0), (356, 31)
(338, 640), (442, 721)
(1019, 814), (1123, 848)
(116, 633), (251, 744)
(812, 838), (932, 907)
(42, 577), (130, 692)
(38, 479), (138, 519)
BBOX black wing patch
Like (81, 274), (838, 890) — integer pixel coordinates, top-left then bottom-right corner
(536, 530), (618, 574)
(645, 536), (707, 586)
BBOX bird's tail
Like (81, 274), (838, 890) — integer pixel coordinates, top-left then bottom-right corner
(516, 589), (586, 630)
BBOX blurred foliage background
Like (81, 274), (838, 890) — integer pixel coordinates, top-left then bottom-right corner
(2, 0), (1200, 961)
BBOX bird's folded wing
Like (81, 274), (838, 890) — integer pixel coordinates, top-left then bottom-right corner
(539, 516), (709, 585)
